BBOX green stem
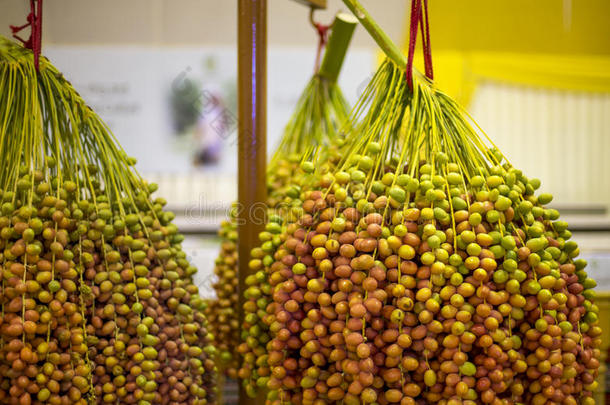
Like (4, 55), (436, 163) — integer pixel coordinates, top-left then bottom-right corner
(341, 0), (407, 68)
(318, 12), (357, 83)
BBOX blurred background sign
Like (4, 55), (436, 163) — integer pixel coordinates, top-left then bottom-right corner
(43, 46), (374, 221)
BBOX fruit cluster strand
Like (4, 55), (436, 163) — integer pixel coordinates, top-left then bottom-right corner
(0, 36), (217, 404)
(238, 60), (601, 405)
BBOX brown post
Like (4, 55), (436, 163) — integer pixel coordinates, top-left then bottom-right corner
(237, 1), (267, 405)
(236, 1), (329, 403)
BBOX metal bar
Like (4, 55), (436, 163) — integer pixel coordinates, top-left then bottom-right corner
(291, 0), (327, 9)
(237, 1), (267, 405)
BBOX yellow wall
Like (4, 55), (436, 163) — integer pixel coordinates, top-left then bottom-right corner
(405, 1), (610, 208)
(400, 1), (610, 106)
(421, 0), (610, 55)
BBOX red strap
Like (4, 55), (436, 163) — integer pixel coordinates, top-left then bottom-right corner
(421, 0), (433, 80)
(10, 0), (43, 71)
(405, 0), (420, 90)
(406, 0), (433, 90)
(313, 22), (330, 73)
(309, 8), (331, 73)
(309, 7), (331, 73)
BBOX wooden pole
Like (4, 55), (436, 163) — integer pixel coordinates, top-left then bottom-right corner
(236, 1), (333, 403)
(237, 1), (267, 404)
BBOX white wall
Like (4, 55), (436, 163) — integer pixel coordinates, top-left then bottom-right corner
(470, 82), (610, 206)
(0, 0), (406, 48)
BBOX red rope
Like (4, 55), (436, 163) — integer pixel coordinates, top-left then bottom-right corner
(309, 8), (331, 73)
(405, 0), (420, 90)
(406, 0), (433, 90)
(421, 0), (433, 80)
(10, 0), (43, 71)
(313, 22), (330, 73)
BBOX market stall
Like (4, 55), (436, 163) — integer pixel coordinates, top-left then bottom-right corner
(0, 1), (607, 404)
